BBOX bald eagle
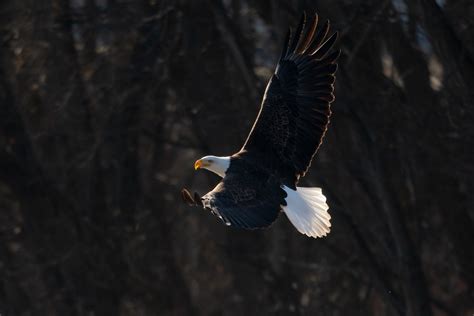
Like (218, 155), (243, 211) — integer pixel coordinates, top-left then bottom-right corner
(182, 12), (339, 238)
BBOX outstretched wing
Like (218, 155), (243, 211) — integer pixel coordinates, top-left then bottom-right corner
(242, 12), (339, 180)
(200, 171), (287, 229)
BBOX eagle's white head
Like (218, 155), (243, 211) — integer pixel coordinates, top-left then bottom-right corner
(194, 155), (230, 178)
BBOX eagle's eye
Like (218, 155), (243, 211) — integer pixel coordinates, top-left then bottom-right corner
(208, 159), (214, 163)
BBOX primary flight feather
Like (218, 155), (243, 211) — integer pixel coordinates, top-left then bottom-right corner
(182, 12), (339, 238)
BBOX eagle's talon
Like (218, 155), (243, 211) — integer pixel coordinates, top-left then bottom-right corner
(181, 188), (196, 206)
(193, 192), (203, 206)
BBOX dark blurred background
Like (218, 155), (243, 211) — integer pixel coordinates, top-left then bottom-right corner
(0, 0), (473, 315)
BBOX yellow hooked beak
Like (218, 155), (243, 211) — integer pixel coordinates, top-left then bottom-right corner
(194, 159), (210, 170)
(194, 159), (202, 170)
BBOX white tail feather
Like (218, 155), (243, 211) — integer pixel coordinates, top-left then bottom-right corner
(282, 186), (331, 238)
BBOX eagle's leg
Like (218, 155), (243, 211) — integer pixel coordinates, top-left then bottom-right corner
(193, 192), (203, 207)
(181, 188), (203, 207)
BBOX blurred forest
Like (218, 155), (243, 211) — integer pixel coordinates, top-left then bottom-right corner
(0, 0), (473, 315)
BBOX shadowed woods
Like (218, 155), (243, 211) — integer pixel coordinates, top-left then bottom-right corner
(0, 0), (473, 315)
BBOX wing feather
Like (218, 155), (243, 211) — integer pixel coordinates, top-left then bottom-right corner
(241, 12), (340, 181)
(200, 172), (286, 229)
(287, 13), (306, 57)
(297, 13), (318, 54)
(312, 32), (339, 59)
(307, 20), (330, 54)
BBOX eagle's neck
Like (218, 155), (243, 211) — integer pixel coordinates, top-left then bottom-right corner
(205, 155), (231, 178)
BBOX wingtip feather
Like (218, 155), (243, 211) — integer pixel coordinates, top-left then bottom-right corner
(312, 31), (338, 59)
(296, 12), (319, 54)
(288, 12), (306, 56)
(307, 20), (330, 55)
